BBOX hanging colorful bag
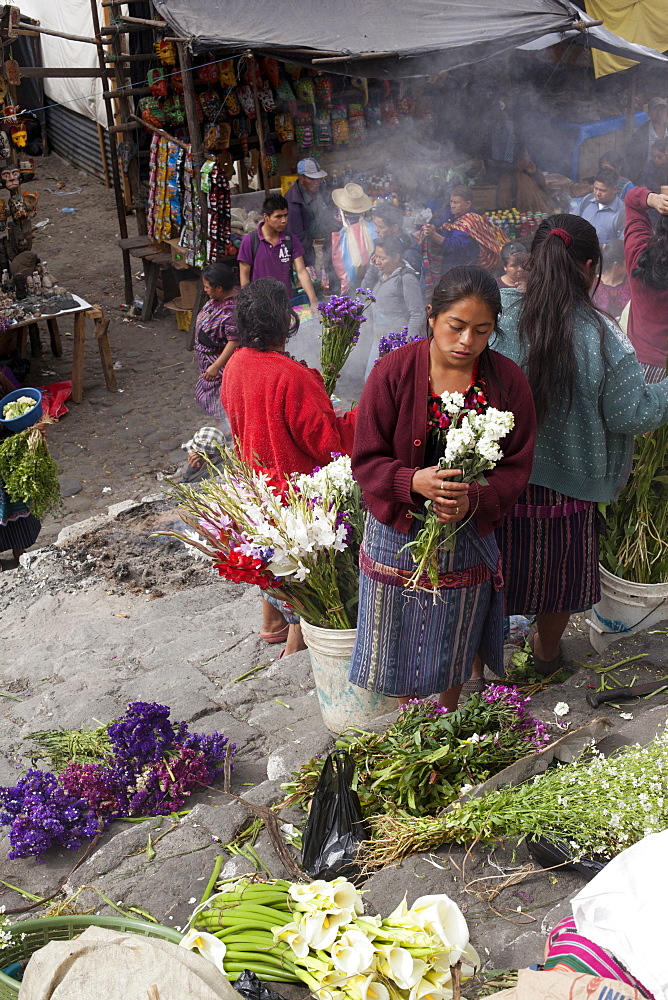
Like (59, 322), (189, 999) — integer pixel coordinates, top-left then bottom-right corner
(315, 75), (333, 108)
(139, 96), (165, 128)
(275, 113), (294, 142)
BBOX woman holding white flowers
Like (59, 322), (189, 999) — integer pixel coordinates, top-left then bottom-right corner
(493, 213), (668, 675)
(350, 267), (536, 710)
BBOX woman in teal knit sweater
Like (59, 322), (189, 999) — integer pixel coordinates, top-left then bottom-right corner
(492, 213), (668, 674)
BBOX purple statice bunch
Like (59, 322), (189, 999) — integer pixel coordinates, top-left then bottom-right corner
(319, 290), (376, 395)
(182, 729), (235, 775)
(483, 684), (551, 746)
(0, 769), (99, 859)
(60, 762), (123, 821)
(375, 327), (424, 364)
(108, 701), (175, 767)
(127, 747), (213, 816)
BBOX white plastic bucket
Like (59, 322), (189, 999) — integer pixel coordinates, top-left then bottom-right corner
(300, 619), (398, 733)
(586, 564), (668, 653)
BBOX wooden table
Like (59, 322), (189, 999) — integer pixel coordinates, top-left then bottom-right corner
(118, 235), (173, 321)
(13, 295), (117, 403)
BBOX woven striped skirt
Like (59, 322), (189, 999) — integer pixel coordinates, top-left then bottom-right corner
(348, 513), (504, 698)
(0, 479), (41, 554)
(498, 484), (599, 616)
(544, 916), (654, 998)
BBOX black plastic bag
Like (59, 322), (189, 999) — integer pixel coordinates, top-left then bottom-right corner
(233, 970), (289, 1000)
(301, 752), (369, 881)
(527, 836), (606, 879)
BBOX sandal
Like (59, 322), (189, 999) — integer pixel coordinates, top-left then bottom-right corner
(259, 624), (289, 644)
(460, 677), (486, 698)
(528, 628), (571, 678)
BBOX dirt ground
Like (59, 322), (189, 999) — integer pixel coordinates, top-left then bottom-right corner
(5, 152), (204, 551)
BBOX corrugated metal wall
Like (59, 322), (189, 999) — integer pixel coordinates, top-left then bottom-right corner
(45, 104), (112, 180)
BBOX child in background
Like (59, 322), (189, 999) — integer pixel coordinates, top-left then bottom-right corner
(592, 241), (630, 320)
(194, 263), (239, 428)
(496, 242), (528, 290)
(179, 427), (226, 484)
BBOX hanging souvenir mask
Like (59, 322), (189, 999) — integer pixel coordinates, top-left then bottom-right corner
(147, 68), (168, 98)
(0, 130), (11, 159)
(3, 60), (19, 86)
(197, 57), (219, 85)
(0, 77), (8, 104)
(224, 92), (240, 116)
(155, 39), (176, 65)
(236, 85), (255, 118)
(10, 123), (26, 147)
(200, 90), (223, 121)
(8, 195), (26, 220)
(243, 60), (262, 89)
(283, 62), (301, 80)
(275, 114), (294, 143)
(2, 105), (17, 125)
(218, 59), (236, 88)
(117, 140), (137, 174)
(276, 79), (297, 115)
(295, 78), (316, 108)
(258, 80), (275, 113)
(261, 58), (280, 90)
(165, 96), (186, 125)
(315, 75), (333, 108)
(171, 71), (184, 95)
(138, 96), (165, 128)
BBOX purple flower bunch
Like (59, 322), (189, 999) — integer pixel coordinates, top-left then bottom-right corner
(375, 327), (424, 364)
(318, 289), (375, 328)
(483, 684), (551, 747)
(399, 697), (448, 719)
(319, 290), (376, 395)
(0, 769), (99, 859)
(0, 702), (236, 859)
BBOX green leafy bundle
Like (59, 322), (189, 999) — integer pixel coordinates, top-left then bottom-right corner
(283, 688), (550, 818)
(0, 427), (61, 520)
(364, 726), (668, 869)
(600, 423), (668, 584)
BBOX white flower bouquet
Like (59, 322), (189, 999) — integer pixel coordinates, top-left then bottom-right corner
(403, 391), (514, 592)
(164, 452), (362, 629)
(185, 876), (480, 1000)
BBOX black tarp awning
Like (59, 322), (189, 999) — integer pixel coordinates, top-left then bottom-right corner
(153, 0), (582, 77)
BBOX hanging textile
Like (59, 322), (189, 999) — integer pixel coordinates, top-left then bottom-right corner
(206, 164), (232, 263)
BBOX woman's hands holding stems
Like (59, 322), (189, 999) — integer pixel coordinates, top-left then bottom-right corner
(411, 466), (470, 524)
(423, 224), (445, 245)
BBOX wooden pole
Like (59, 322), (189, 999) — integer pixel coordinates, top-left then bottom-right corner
(129, 114), (190, 150)
(247, 52), (269, 195)
(106, 6), (146, 234)
(89, 0), (134, 306)
(18, 22), (98, 44)
(97, 121), (111, 188)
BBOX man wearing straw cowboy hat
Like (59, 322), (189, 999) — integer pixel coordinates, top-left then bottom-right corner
(330, 182), (376, 293)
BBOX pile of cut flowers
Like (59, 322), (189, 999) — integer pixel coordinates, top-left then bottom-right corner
(284, 686), (550, 819)
(166, 452), (363, 629)
(363, 725), (668, 870)
(183, 875), (479, 999)
(0, 701), (234, 858)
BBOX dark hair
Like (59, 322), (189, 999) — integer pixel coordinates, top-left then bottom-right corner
(262, 194), (288, 216)
(601, 240), (625, 269)
(429, 266), (504, 394)
(501, 242), (527, 266)
(595, 168), (618, 190)
(235, 277), (299, 350)
(201, 262), (236, 290)
(519, 213), (604, 425)
(652, 138), (668, 155)
(450, 185), (473, 203)
(599, 150), (624, 174)
(632, 215), (668, 291)
(374, 235), (404, 259)
(372, 202), (403, 228)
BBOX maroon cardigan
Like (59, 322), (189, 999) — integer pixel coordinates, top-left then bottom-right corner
(352, 337), (536, 537)
(624, 186), (668, 368)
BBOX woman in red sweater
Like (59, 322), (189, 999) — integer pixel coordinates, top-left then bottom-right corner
(222, 277), (357, 655)
(350, 267), (536, 709)
(624, 186), (668, 382)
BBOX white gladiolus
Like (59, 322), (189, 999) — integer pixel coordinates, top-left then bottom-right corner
(179, 928), (228, 975)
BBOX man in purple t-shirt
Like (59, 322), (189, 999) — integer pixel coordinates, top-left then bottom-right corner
(238, 194), (318, 312)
